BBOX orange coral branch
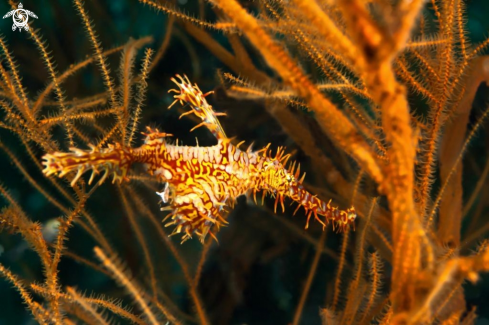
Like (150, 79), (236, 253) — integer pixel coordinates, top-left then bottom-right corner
(337, 0), (426, 313)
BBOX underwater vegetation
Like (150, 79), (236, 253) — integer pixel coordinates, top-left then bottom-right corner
(1, 0), (489, 324)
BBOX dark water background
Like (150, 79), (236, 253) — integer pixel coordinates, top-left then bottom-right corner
(0, 1), (488, 324)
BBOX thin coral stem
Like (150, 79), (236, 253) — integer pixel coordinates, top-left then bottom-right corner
(289, 0), (360, 69)
(0, 265), (50, 324)
(94, 247), (161, 325)
(337, 0), (426, 313)
(67, 287), (109, 325)
(118, 186), (158, 299)
(340, 198), (377, 324)
(292, 231), (326, 325)
(332, 228), (350, 312)
(128, 187), (210, 325)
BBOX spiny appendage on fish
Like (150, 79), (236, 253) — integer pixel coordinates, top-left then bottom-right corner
(250, 151), (356, 233)
(42, 143), (134, 187)
(168, 74), (227, 140)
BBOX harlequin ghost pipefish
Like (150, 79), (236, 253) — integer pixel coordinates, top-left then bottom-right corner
(42, 75), (357, 243)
